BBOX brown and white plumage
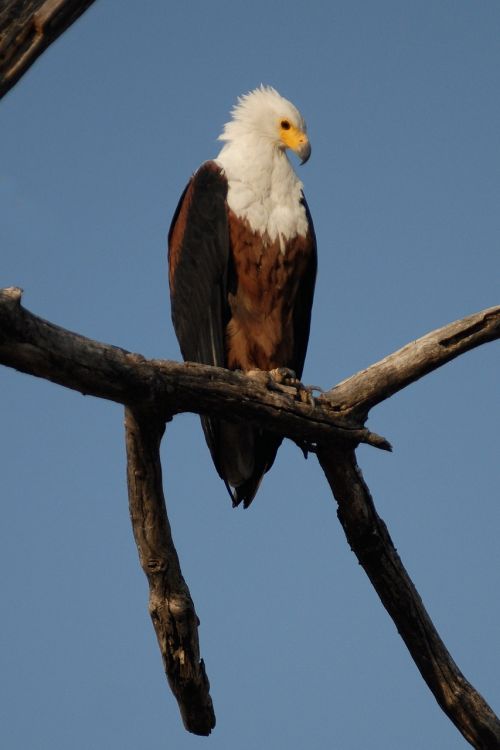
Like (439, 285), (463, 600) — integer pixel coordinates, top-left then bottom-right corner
(168, 86), (317, 507)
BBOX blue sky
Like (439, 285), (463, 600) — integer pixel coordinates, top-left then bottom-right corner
(1, 2), (499, 748)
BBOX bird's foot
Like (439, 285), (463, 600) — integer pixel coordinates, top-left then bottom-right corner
(269, 368), (317, 406)
(269, 367), (300, 386)
(246, 368), (321, 405)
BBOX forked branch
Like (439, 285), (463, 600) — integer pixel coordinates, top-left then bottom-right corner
(1, 285), (499, 746)
(2, 7), (498, 745)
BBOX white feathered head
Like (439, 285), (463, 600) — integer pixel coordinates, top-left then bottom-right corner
(218, 85), (311, 164)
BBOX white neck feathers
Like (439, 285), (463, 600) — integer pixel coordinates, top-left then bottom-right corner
(215, 135), (308, 248)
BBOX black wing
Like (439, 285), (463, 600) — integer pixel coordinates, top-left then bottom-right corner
(168, 161), (232, 487)
(168, 161), (230, 368)
(291, 193), (317, 379)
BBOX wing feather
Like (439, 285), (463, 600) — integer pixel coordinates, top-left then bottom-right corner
(169, 161), (233, 490)
(168, 161), (229, 368)
(291, 194), (317, 379)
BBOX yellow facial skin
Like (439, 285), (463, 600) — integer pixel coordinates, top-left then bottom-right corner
(278, 119), (311, 163)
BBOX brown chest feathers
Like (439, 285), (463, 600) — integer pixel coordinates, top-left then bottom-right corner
(226, 210), (314, 372)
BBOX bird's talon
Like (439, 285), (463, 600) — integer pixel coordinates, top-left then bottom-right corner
(269, 367), (298, 385)
(267, 369), (316, 405)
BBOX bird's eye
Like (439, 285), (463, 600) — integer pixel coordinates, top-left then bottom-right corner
(281, 120), (291, 130)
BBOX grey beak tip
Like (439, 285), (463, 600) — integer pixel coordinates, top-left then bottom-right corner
(299, 143), (311, 165)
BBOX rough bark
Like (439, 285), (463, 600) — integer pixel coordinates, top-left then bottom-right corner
(0, 287), (390, 451)
(324, 307), (500, 421)
(1, 284), (499, 746)
(2, 287), (499, 452)
(318, 448), (500, 750)
(0, 0), (97, 100)
(2, 6), (498, 746)
(125, 406), (215, 735)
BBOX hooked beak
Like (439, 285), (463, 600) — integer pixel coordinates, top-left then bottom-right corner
(279, 124), (311, 165)
(297, 139), (311, 165)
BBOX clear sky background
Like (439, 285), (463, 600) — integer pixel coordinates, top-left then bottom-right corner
(1, 2), (499, 748)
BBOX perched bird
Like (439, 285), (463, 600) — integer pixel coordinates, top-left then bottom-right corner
(168, 86), (317, 507)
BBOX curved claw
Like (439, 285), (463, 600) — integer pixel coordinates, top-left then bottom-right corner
(267, 368), (316, 406)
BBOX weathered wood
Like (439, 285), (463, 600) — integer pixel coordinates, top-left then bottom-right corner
(2, 289), (498, 452)
(324, 306), (500, 420)
(0, 287), (389, 451)
(2, 284), (499, 745)
(1, 4), (498, 743)
(318, 448), (500, 750)
(0, 0), (97, 100)
(125, 406), (215, 735)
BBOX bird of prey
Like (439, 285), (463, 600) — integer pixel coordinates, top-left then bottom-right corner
(168, 86), (316, 507)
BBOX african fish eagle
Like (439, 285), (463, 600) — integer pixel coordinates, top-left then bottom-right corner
(168, 86), (317, 507)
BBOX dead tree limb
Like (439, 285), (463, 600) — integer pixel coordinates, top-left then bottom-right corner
(1, 284), (499, 746)
(0, 0), (97, 100)
(0, 287), (390, 451)
(323, 306), (500, 420)
(125, 406), (215, 735)
(1, 6), (498, 746)
(318, 448), (500, 750)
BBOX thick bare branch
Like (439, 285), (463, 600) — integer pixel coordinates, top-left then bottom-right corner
(1, 5), (497, 745)
(0, 287), (389, 450)
(323, 305), (500, 420)
(125, 406), (215, 735)
(318, 448), (500, 750)
(0, 0), (97, 100)
(2, 285), (499, 744)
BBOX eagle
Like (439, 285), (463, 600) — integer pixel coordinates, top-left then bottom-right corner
(168, 86), (317, 507)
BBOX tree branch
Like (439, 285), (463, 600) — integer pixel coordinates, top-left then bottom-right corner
(2, 4), (497, 744)
(0, 0), (97, 100)
(0, 287), (389, 451)
(317, 448), (500, 749)
(323, 305), (500, 420)
(125, 406), (215, 735)
(2, 285), (499, 745)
